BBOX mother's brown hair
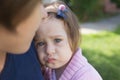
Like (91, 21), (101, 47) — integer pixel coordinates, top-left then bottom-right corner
(0, 0), (41, 31)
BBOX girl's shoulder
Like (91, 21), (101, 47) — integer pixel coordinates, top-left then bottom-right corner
(60, 48), (103, 80)
(71, 64), (103, 80)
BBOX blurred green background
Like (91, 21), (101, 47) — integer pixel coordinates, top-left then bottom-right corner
(63, 0), (120, 21)
(81, 25), (120, 80)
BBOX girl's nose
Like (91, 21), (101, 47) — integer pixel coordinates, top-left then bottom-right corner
(46, 44), (55, 56)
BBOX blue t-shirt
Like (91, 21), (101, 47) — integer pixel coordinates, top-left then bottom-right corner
(0, 42), (44, 80)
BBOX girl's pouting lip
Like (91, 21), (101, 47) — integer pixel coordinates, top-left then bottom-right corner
(47, 58), (56, 63)
(45, 57), (56, 63)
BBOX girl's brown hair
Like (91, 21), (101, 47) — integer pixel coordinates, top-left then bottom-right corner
(45, 1), (81, 53)
(0, 0), (41, 31)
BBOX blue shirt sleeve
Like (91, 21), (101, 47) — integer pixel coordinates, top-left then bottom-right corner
(0, 41), (44, 80)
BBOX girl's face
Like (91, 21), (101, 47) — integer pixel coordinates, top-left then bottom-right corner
(0, 3), (47, 54)
(35, 18), (73, 69)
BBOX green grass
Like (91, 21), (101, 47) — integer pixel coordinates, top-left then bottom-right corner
(80, 30), (120, 80)
(114, 25), (120, 34)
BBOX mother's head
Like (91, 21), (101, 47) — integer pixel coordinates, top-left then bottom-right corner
(0, 0), (47, 54)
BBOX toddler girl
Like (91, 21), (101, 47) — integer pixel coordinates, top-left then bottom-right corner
(34, 1), (103, 80)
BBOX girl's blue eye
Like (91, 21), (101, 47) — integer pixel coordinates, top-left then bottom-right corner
(37, 42), (45, 46)
(55, 39), (62, 43)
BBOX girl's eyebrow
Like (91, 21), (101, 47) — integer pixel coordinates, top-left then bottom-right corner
(50, 34), (64, 38)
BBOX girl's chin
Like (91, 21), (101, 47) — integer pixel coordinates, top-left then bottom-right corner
(46, 65), (62, 69)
